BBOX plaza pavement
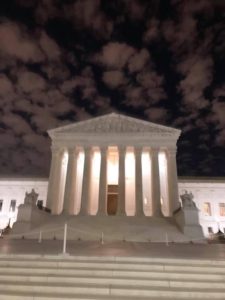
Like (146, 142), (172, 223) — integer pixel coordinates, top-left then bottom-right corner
(0, 238), (225, 260)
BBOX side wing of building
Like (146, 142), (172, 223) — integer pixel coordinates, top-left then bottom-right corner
(178, 178), (225, 237)
(0, 178), (48, 229)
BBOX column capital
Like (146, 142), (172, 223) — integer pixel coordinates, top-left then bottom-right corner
(150, 148), (159, 156)
(67, 147), (79, 156)
(167, 147), (177, 156)
(83, 146), (93, 155)
(134, 146), (143, 155)
(118, 146), (127, 155)
(51, 146), (64, 157)
(99, 146), (108, 153)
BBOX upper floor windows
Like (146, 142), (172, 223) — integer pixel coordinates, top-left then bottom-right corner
(219, 203), (225, 216)
(10, 200), (16, 212)
(203, 202), (211, 216)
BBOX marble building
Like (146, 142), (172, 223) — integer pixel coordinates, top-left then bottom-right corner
(46, 113), (181, 218)
(0, 113), (224, 239)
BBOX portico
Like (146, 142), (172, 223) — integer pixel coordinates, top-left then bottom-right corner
(46, 113), (181, 218)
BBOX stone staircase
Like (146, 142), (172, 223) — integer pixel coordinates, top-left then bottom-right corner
(0, 254), (225, 299)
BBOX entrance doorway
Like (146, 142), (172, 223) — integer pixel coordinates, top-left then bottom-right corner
(107, 185), (118, 215)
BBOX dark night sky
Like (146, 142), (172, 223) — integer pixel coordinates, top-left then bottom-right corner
(0, 0), (225, 177)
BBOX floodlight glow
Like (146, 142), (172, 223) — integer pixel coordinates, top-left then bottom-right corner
(92, 151), (101, 178)
(125, 152), (135, 179)
(77, 151), (84, 170)
(158, 151), (167, 173)
(107, 149), (118, 184)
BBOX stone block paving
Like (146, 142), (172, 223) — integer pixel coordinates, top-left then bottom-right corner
(0, 239), (225, 260)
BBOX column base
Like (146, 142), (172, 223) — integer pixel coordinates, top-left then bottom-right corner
(78, 210), (89, 216)
(96, 211), (107, 217)
(152, 211), (163, 217)
(134, 208), (146, 217)
(116, 211), (126, 217)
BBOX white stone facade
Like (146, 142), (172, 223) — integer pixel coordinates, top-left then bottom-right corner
(46, 113), (181, 218)
(179, 178), (225, 236)
(1, 177), (225, 237)
(1, 114), (224, 239)
(0, 178), (48, 230)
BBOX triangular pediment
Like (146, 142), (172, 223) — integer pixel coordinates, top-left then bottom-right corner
(48, 113), (180, 138)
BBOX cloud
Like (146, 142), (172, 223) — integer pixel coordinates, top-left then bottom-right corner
(123, 0), (146, 20)
(94, 42), (136, 69)
(22, 133), (50, 153)
(35, 0), (60, 25)
(2, 113), (32, 135)
(39, 31), (61, 60)
(14, 99), (35, 114)
(136, 70), (165, 103)
(17, 71), (47, 93)
(137, 70), (163, 89)
(102, 70), (127, 88)
(65, 0), (113, 38)
(213, 84), (225, 99)
(128, 49), (150, 73)
(163, 16), (198, 56)
(124, 86), (144, 108)
(0, 21), (44, 63)
(144, 107), (168, 123)
(177, 0), (212, 15)
(31, 110), (61, 133)
(0, 0), (223, 177)
(0, 133), (19, 149)
(210, 98), (225, 145)
(42, 62), (70, 81)
(177, 55), (213, 109)
(0, 74), (14, 96)
(143, 19), (160, 43)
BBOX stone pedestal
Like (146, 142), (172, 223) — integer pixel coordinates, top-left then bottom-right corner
(13, 203), (39, 233)
(17, 203), (35, 222)
(12, 204), (50, 235)
(174, 206), (204, 240)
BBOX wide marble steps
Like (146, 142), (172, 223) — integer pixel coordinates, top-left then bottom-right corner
(0, 255), (225, 299)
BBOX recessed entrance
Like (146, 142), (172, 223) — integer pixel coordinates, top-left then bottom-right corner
(107, 185), (118, 215)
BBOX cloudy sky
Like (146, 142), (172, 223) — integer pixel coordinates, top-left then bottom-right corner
(0, 0), (225, 177)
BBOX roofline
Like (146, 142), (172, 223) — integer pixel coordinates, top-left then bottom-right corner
(47, 112), (181, 136)
(0, 177), (48, 182)
(178, 176), (225, 183)
(0, 176), (225, 183)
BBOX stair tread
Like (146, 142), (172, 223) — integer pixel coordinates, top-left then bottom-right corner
(0, 280), (225, 292)
(1, 255), (225, 299)
(1, 265), (225, 276)
(2, 290), (223, 300)
(1, 255), (225, 265)
(0, 273), (225, 284)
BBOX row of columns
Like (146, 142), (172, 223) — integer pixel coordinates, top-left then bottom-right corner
(46, 146), (180, 217)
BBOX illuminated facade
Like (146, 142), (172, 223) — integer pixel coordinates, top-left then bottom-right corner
(1, 178), (225, 237)
(46, 113), (181, 217)
(1, 114), (224, 239)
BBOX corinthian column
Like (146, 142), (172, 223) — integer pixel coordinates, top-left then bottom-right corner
(63, 147), (79, 214)
(80, 147), (92, 215)
(46, 146), (59, 211)
(50, 148), (64, 215)
(167, 147), (180, 215)
(97, 147), (108, 215)
(117, 146), (126, 216)
(151, 148), (162, 217)
(134, 147), (144, 216)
